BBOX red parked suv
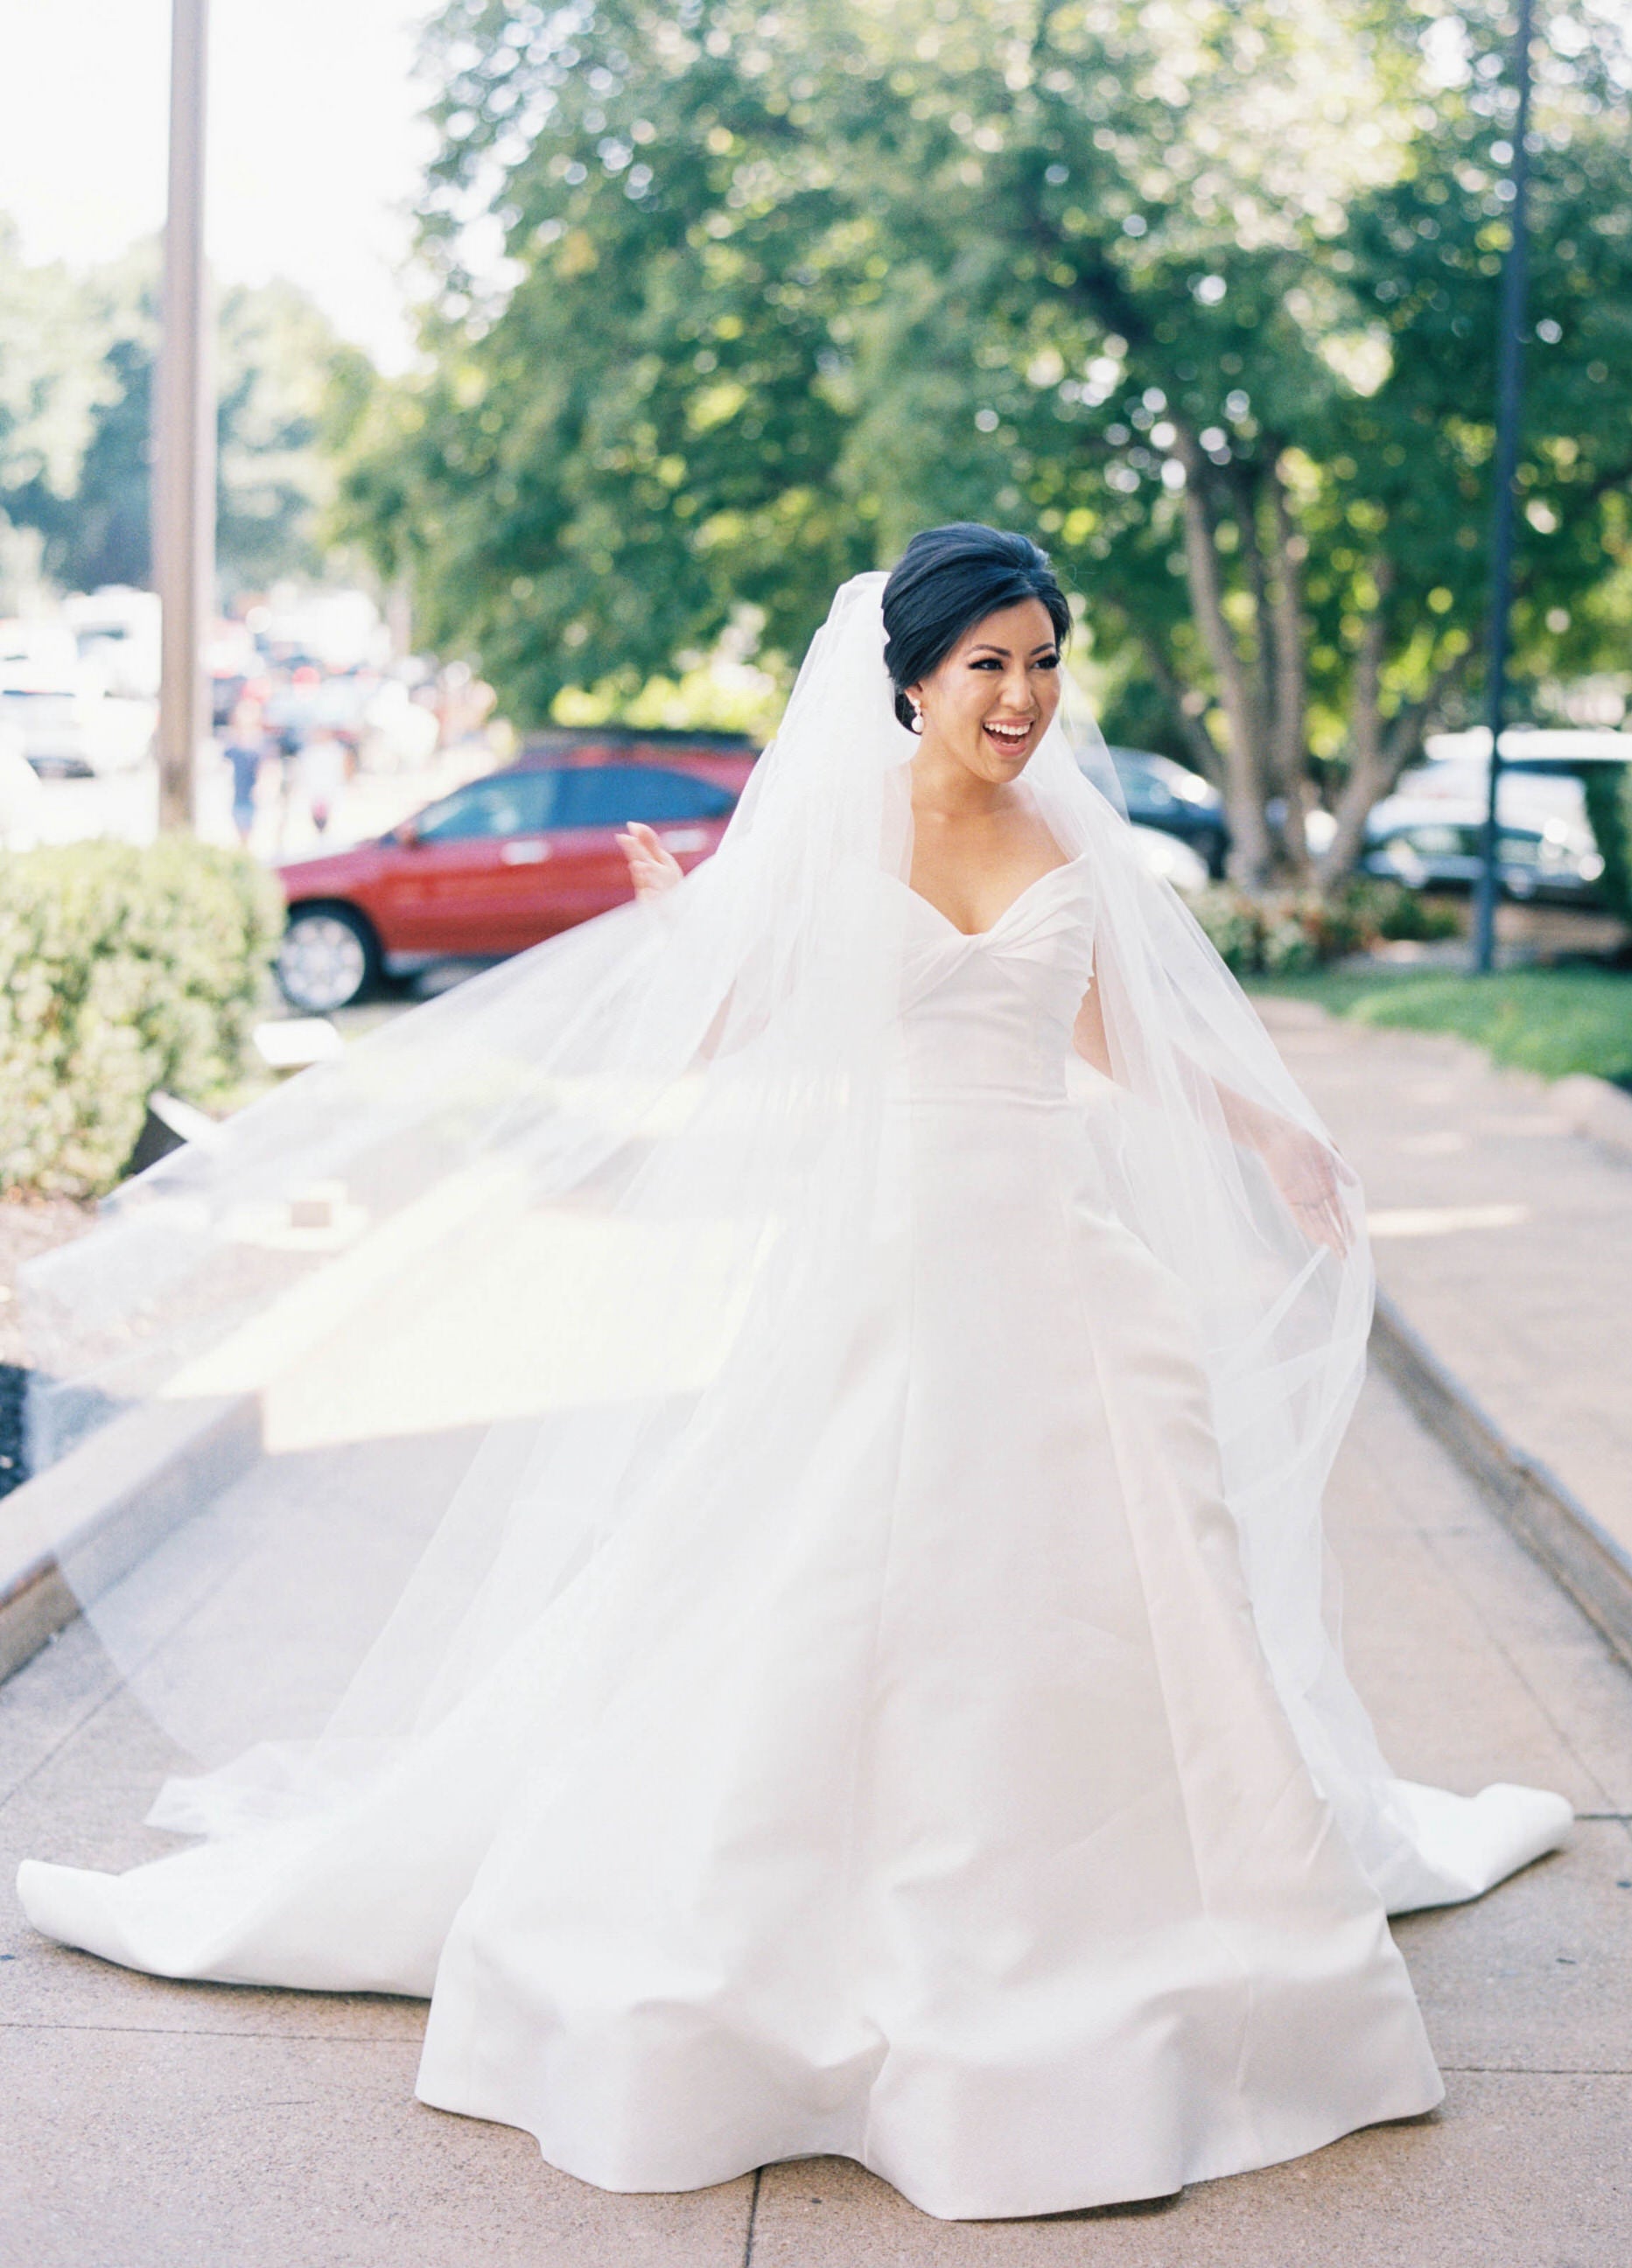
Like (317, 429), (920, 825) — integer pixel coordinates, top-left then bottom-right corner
(274, 730), (757, 1013)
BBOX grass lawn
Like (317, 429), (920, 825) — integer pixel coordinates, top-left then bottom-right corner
(1249, 963), (1632, 1086)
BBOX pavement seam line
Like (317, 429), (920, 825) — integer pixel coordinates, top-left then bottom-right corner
(0, 1669), (132, 1820)
(0, 2019), (418, 2041)
(741, 2165), (762, 2265)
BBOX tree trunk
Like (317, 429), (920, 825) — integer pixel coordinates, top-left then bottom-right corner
(1135, 629), (1224, 785)
(1228, 464), (1277, 769)
(1265, 460), (1313, 879)
(1172, 429), (1276, 886)
(1317, 562), (1471, 888)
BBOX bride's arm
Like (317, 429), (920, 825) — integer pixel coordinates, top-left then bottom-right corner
(1206, 1078), (1355, 1253)
(1070, 966), (1114, 1080)
(618, 824), (749, 1063)
(617, 822), (684, 900)
(1071, 959), (1352, 1254)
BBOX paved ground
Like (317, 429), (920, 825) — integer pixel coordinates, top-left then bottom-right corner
(1261, 998), (1632, 1550)
(3, 981), (1628, 2260)
(3, 1368), (1628, 2267)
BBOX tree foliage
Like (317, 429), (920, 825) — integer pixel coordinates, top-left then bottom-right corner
(0, 220), (369, 602)
(338, 0), (1632, 885)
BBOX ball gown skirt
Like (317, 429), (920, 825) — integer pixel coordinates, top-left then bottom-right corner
(18, 860), (1556, 2218)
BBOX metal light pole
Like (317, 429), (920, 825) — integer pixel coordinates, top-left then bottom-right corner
(1472, 0), (1535, 974)
(153, 0), (214, 832)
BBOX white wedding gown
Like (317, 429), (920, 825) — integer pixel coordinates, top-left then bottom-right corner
(18, 855), (1565, 2219)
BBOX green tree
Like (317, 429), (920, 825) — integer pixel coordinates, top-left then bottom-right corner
(19, 330), (155, 590)
(341, 0), (1632, 885)
(333, 0), (872, 718)
(214, 278), (364, 593)
(0, 224), (369, 599)
(1309, 43), (1632, 877)
(0, 218), (129, 598)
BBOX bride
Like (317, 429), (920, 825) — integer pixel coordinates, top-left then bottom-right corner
(18, 524), (1567, 2220)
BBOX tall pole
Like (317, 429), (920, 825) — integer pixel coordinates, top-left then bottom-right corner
(154, 0), (214, 832)
(1472, 0), (1534, 974)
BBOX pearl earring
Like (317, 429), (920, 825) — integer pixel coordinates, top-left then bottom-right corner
(909, 704), (924, 735)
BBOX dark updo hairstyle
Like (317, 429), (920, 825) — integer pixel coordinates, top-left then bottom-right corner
(881, 523), (1072, 732)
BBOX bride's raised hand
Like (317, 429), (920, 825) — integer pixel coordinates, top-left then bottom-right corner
(1257, 1118), (1357, 1256)
(617, 821), (684, 900)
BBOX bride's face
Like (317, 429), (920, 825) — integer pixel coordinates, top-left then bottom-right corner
(909, 598), (1063, 784)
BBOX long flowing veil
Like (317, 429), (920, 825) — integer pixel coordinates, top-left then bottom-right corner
(20, 573), (1558, 1908)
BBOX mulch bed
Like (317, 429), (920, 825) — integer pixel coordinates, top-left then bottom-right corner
(0, 1198), (95, 1502)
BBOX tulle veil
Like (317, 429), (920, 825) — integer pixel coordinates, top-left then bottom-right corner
(18, 572), (1544, 1911)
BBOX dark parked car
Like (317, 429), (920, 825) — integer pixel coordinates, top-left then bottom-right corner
(275, 730), (757, 1013)
(1106, 747), (1229, 878)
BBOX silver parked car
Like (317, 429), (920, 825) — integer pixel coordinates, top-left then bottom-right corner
(1363, 731), (1626, 904)
(1362, 811), (1606, 901)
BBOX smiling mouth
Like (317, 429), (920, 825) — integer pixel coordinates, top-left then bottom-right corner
(983, 718), (1034, 751)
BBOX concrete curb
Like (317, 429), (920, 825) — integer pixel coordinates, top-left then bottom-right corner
(1370, 1290), (1632, 1668)
(0, 1392), (260, 1684)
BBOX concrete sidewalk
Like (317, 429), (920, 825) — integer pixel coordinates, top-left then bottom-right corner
(1259, 998), (1631, 1557)
(4, 1366), (1630, 2266)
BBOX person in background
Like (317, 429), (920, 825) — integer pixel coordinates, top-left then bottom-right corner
(221, 700), (265, 847)
(298, 724), (351, 837)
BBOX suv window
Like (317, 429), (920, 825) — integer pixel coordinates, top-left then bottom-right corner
(1400, 825), (1465, 858)
(554, 763), (736, 828)
(413, 771), (563, 842)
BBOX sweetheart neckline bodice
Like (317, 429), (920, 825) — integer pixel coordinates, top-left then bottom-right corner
(893, 852), (1092, 942)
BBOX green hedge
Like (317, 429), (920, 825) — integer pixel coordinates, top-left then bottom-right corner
(1189, 878), (1462, 976)
(1584, 762), (1632, 926)
(0, 838), (284, 1199)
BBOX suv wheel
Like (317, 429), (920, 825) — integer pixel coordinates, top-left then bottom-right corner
(276, 906), (380, 1014)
